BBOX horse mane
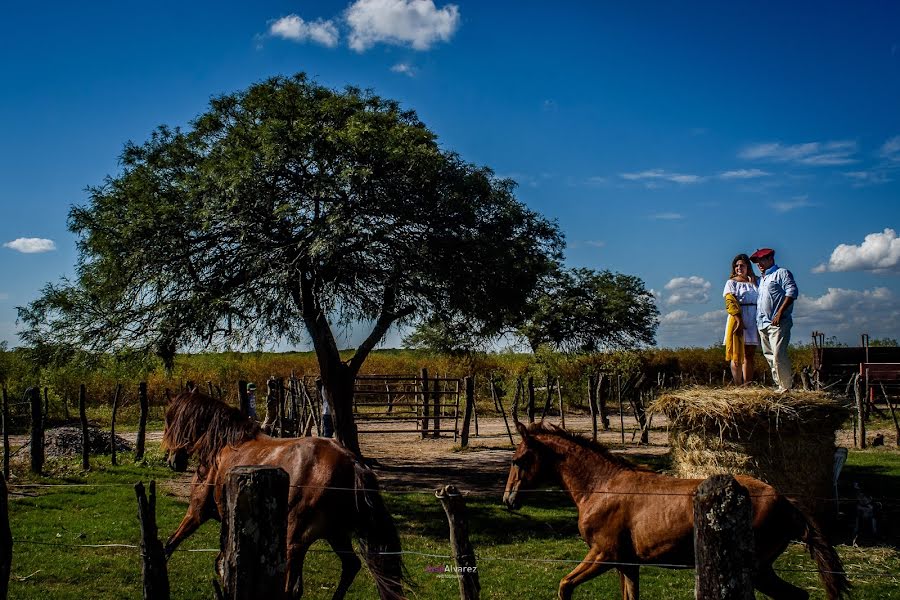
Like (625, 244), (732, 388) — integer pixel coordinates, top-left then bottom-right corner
(526, 422), (639, 471)
(163, 390), (261, 467)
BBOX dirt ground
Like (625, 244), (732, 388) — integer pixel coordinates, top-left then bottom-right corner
(360, 414), (671, 494)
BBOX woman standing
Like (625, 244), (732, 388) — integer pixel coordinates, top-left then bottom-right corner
(723, 254), (759, 385)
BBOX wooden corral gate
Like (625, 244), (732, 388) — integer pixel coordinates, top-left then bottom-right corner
(811, 331), (900, 388)
(353, 372), (463, 439)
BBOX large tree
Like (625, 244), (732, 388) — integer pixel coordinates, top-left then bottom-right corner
(19, 74), (563, 456)
(518, 266), (659, 353)
(406, 266), (659, 355)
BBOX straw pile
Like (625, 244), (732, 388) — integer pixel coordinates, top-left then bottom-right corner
(652, 386), (850, 516)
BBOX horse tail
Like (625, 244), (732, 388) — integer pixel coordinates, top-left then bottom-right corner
(353, 463), (408, 600)
(787, 497), (851, 600)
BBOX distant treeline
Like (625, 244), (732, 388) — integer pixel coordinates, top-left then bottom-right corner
(0, 345), (825, 422)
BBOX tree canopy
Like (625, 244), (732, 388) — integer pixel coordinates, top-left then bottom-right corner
(19, 74), (563, 454)
(518, 266), (659, 353)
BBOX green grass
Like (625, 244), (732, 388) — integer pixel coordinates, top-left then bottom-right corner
(5, 446), (900, 599)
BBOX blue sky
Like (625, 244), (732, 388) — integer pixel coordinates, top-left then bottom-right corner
(2, 1), (899, 350)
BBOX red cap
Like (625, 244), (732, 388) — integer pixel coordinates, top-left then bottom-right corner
(749, 248), (775, 262)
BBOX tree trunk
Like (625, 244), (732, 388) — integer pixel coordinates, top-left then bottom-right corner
(321, 364), (362, 458)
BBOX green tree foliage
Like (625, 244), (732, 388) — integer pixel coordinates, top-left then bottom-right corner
(518, 267), (658, 353)
(18, 74), (563, 455)
(406, 267), (659, 356)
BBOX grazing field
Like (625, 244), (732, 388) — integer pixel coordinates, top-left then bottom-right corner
(4, 426), (900, 599)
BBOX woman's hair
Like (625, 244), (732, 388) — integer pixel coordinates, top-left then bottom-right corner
(730, 253), (757, 283)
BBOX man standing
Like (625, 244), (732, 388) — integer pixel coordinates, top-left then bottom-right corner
(751, 248), (798, 392)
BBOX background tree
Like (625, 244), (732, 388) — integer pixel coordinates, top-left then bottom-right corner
(19, 74), (563, 456)
(515, 266), (659, 353)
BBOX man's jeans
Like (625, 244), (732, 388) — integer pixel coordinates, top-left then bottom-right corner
(759, 323), (793, 391)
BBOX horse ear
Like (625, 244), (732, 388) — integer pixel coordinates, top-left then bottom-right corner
(515, 419), (529, 440)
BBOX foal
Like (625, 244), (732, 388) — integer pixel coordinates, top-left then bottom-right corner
(502, 421), (849, 600)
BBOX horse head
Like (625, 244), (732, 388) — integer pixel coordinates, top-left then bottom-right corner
(503, 420), (555, 510)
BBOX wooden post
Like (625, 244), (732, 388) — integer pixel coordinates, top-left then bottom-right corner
(435, 484), (480, 600)
(493, 381), (515, 446)
(43, 388), (49, 421)
(854, 372), (866, 449)
(540, 375), (553, 419)
(587, 374), (598, 441)
(0, 473), (11, 599)
(618, 375), (625, 445)
(527, 376), (535, 424)
(2, 388), (8, 481)
(238, 380), (249, 417)
(694, 475), (755, 600)
(461, 377), (475, 448)
(556, 377), (565, 429)
(597, 374), (609, 430)
(469, 378), (478, 437)
(135, 481), (170, 600)
(29, 387), (43, 474)
(421, 368), (430, 439)
(79, 384), (90, 471)
(217, 466), (289, 600)
(111, 383), (122, 467)
(136, 382), (148, 461)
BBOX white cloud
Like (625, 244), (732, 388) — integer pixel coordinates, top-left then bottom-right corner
(390, 62), (416, 76)
(770, 196), (813, 213)
(718, 168), (770, 180)
(620, 169), (704, 184)
(3, 237), (56, 253)
(664, 276), (712, 305)
(813, 228), (900, 273)
(345, 0), (460, 51)
(844, 170), (892, 186)
(738, 140), (858, 166)
(585, 240), (606, 248)
(0, 293), (8, 301)
(656, 309), (722, 348)
(269, 15), (339, 47)
(650, 212), (684, 220)
(880, 135), (900, 161)
(793, 287), (900, 341)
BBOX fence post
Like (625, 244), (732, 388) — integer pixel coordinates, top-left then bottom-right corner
(598, 374), (609, 430)
(693, 475), (755, 600)
(435, 484), (480, 600)
(493, 381), (515, 446)
(79, 384), (90, 471)
(217, 466), (289, 599)
(238, 380), (249, 417)
(29, 387), (43, 474)
(588, 374), (598, 441)
(556, 377), (565, 429)
(135, 481), (170, 600)
(854, 372), (866, 449)
(111, 383), (122, 467)
(0, 473), (10, 599)
(136, 382), (148, 461)
(461, 377), (475, 448)
(2, 388), (8, 481)
(527, 376), (535, 424)
(420, 368), (430, 439)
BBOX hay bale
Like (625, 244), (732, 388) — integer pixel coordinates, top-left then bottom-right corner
(652, 387), (850, 518)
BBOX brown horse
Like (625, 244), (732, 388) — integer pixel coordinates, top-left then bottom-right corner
(162, 390), (406, 599)
(502, 421), (850, 600)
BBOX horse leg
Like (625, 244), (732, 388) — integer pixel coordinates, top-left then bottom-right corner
(285, 539), (313, 599)
(328, 533), (361, 600)
(164, 476), (216, 558)
(618, 565), (640, 600)
(754, 564), (809, 600)
(558, 546), (613, 600)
